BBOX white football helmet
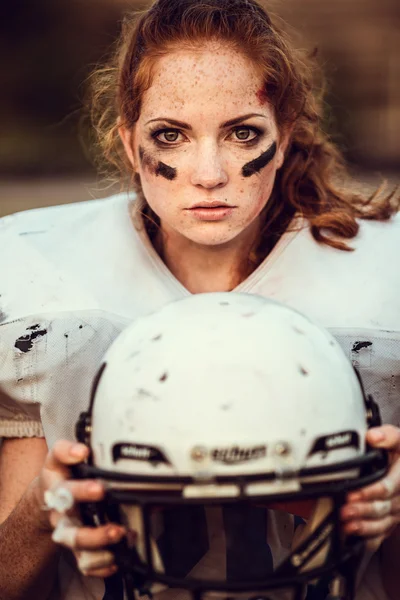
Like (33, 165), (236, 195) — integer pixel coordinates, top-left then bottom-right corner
(74, 293), (386, 600)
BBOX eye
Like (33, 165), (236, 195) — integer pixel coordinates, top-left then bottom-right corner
(229, 126), (262, 143)
(152, 129), (184, 145)
(162, 130), (179, 142)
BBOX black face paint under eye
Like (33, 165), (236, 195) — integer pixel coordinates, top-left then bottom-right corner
(139, 146), (177, 181)
(241, 141), (277, 178)
(155, 162), (177, 181)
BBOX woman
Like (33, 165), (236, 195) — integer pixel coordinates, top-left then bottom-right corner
(0, 0), (399, 599)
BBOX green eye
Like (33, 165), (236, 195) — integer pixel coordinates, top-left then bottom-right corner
(235, 128), (252, 140)
(161, 131), (179, 142)
(231, 127), (260, 143)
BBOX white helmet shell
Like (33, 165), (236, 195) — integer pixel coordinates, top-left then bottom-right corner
(91, 293), (367, 489)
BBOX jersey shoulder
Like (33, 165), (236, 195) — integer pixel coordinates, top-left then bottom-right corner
(353, 212), (400, 251)
(0, 193), (136, 322)
(294, 212), (400, 273)
(0, 194), (117, 236)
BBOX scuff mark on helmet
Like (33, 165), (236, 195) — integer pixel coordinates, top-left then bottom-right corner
(14, 324), (48, 353)
(137, 388), (159, 401)
(159, 372), (168, 382)
(220, 402), (233, 411)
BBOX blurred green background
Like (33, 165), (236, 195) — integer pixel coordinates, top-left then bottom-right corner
(0, 0), (398, 216)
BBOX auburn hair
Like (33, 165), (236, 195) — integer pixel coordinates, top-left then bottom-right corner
(89, 0), (398, 257)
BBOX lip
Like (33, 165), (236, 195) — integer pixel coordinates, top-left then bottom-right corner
(188, 201), (235, 209)
(185, 205), (236, 222)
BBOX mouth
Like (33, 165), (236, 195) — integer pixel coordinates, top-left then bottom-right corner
(188, 201), (236, 209)
(184, 202), (236, 222)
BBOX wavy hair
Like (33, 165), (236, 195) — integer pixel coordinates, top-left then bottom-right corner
(89, 0), (398, 257)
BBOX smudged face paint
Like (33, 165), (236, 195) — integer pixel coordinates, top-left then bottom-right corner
(242, 141), (277, 177)
(139, 146), (177, 181)
(155, 162), (176, 181)
(121, 43), (287, 248)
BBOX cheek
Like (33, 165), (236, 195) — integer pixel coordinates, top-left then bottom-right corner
(140, 175), (181, 220)
(240, 166), (276, 214)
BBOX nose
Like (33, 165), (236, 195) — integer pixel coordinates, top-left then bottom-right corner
(190, 140), (228, 189)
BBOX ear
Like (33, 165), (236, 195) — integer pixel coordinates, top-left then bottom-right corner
(275, 126), (292, 170)
(118, 124), (136, 170)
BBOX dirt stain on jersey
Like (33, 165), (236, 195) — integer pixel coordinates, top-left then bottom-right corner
(15, 324), (48, 353)
(0, 294), (6, 323)
(352, 341), (373, 353)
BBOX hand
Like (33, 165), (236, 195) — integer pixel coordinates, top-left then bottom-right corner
(341, 425), (400, 551)
(36, 440), (126, 578)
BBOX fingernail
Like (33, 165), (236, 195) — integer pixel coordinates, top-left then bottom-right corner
(347, 522), (361, 534)
(369, 430), (385, 443)
(108, 526), (125, 541)
(348, 493), (362, 502)
(342, 507), (357, 519)
(87, 482), (103, 494)
(70, 443), (87, 458)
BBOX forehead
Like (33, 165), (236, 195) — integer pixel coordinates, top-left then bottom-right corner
(139, 43), (269, 123)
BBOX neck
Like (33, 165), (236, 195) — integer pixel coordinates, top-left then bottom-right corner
(157, 222), (261, 294)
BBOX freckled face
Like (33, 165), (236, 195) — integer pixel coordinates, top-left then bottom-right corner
(125, 45), (287, 247)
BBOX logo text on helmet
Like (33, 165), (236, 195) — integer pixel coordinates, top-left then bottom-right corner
(113, 443), (171, 465)
(211, 445), (267, 464)
(308, 430), (359, 457)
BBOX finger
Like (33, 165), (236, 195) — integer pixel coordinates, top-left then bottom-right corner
(74, 524), (126, 551)
(348, 469), (400, 503)
(47, 480), (105, 511)
(44, 487), (75, 513)
(77, 550), (115, 574)
(52, 516), (81, 547)
(48, 484), (105, 527)
(341, 497), (400, 521)
(45, 441), (89, 476)
(343, 514), (397, 538)
(367, 425), (400, 452)
(52, 517), (126, 551)
(80, 564), (119, 579)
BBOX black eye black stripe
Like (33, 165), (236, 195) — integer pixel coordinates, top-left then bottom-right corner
(156, 162), (177, 181)
(242, 141), (277, 177)
(139, 145), (177, 181)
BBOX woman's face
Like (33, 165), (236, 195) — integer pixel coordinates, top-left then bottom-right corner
(120, 43), (288, 248)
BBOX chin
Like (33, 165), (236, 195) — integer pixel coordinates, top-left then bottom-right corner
(180, 226), (246, 248)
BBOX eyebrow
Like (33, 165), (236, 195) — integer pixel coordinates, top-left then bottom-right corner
(145, 113), (267, 129)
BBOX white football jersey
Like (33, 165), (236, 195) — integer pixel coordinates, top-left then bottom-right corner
(0, 192), (399, 600)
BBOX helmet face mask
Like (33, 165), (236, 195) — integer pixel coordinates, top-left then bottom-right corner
(74, 293), (387, 600)
(75, 453), (384, 600)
